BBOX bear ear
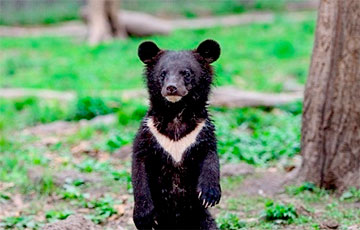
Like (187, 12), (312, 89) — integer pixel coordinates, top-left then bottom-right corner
(138, 41), (161, 64)
(195, 39), (221, 63)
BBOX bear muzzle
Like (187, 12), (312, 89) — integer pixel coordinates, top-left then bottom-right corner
(165, 95), (183, 103)
(161, 82), (188, 103)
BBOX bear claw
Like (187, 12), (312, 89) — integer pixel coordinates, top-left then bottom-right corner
(197, 186), (221, 208)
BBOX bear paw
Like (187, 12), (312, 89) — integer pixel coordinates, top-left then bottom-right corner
(197, 185), (221, 208)
(133, 206), (158, 229)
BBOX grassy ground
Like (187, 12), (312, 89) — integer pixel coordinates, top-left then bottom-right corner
(0, 0), (81, 26)
(122, 0), (291, 18)
(2, 11), (359, 230)
(0, 0), (306, 26)
(1, 97), (360, 229)
(0, 96), (302, 163)
(0, 13), (315, 92)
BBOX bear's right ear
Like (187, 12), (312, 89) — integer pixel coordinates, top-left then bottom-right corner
(195, 39), (220, 63)
(138, 41), (161, 64)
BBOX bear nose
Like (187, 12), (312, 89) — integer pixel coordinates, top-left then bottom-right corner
(166, 85), (177, 95)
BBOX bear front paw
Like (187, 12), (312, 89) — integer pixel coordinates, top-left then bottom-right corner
(197, 184), (221, 208)
(133, 207), (157, 229)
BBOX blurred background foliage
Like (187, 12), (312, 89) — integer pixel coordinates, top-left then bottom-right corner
(0, 1), (314, 167)
(0, 15), (315, 92)
(0, 0), (306, 25)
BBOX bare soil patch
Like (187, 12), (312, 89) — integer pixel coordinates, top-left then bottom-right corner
(42, 215), (100, 230)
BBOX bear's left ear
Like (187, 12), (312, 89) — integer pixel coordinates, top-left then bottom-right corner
(138, 41), (161, 64)
(195, 39), (221, 63)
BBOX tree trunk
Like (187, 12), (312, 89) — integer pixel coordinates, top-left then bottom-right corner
(300, 0), (360, 192)
(87, 0), (126, 45)
(105, 0), (127, 39)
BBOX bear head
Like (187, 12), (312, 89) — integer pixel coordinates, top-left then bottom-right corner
(138, 40), (220, 107)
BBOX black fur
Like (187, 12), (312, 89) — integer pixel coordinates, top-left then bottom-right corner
(132, 40), (221, 230)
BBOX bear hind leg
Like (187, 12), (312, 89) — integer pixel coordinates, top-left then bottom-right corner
(199, 210), (218, 230)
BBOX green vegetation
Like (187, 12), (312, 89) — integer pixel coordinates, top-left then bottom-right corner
(0, 97), (68, 131)
(286, 182), (317, 195)
(0, 96), (301, 165)
(0, 216), (39, 229)
(217, 213), (246, 230)
(70, 97), (115, 121)
(45, 210), (73, 222)
(4, 94), (359, 229)
(0, 13), (315, 92)
(124, 0), (293, 18)
(0, 0), (81, 26)
(84, 196), (118, 224)
(0, 92), (303, 228)
(341, 187), (360, 201)
(0, 0), (309, 26)
(214, 105), (301, 164)
(261, 200), (298, 223)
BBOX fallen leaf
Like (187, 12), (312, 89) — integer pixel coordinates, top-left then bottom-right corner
(114, 204), (126, 216)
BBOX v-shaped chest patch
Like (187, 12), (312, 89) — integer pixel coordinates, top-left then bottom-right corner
(146, 117), (206, 163)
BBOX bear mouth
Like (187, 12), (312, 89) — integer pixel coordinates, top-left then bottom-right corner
(165, 95), (182, 103)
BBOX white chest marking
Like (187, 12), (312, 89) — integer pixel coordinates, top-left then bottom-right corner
(147, 117), (206, 163)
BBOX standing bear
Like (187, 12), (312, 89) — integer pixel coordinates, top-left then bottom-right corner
(132, 39), (221, 230)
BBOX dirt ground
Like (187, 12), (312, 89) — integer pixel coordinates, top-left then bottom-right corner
(1, 97), (359, 230)
(1, 114), (300, 230)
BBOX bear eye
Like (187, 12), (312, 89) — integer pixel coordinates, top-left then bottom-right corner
(182, 70), (192, 83)
(159, 71), (167, 81)
(184, 70), (191, 78)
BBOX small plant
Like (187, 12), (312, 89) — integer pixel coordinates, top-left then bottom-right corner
(31, 174), (56, 195)
(60, 180), (88, 200)
(45, 210), (73, 222)
(13, 97), (37, 111)
(111, 170), (131, 182)
(0, 193), (10, 201)
(76, 158), (109, 173)
(217, 213), (245, 230)
(277, 101), (303, 116)
(287, 182), (317, 195)
(117, 101), (147, 125)
(261, 200), (297, 223)
(0, 216), (38, 229)
(272, 40), (296, 59)
(111, 170), (132, 191)
(341, 187), (360, 201)
(84, 196), (118, 224)
(106, 134), (132, 152)
(71, 97), (114, 121)
(72, 178), (86, 187)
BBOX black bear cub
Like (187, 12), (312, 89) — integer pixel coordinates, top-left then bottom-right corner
(132, 39), (221, 230)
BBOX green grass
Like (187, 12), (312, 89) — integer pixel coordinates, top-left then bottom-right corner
(2, 96), (360, 229)
(0, 216), (40, 229)
(261, 200), (298, 223)
(0, 96), (301, 165)
(214, 103), (301, 165)
(0, 0), (308, 26)
(123, 0), (291, 18)
(0, 13), (315, 92)
(217, 213), (246, 230)
(0, 0), (81, 26)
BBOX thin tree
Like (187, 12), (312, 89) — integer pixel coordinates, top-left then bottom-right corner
(300, 0), (360, 192)
(87, 0), (127, 45)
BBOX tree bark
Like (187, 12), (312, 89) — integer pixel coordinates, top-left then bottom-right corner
(300, 0), (360, 192)
(87, 0), (126, 45)
(105, 0), (127, 39)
